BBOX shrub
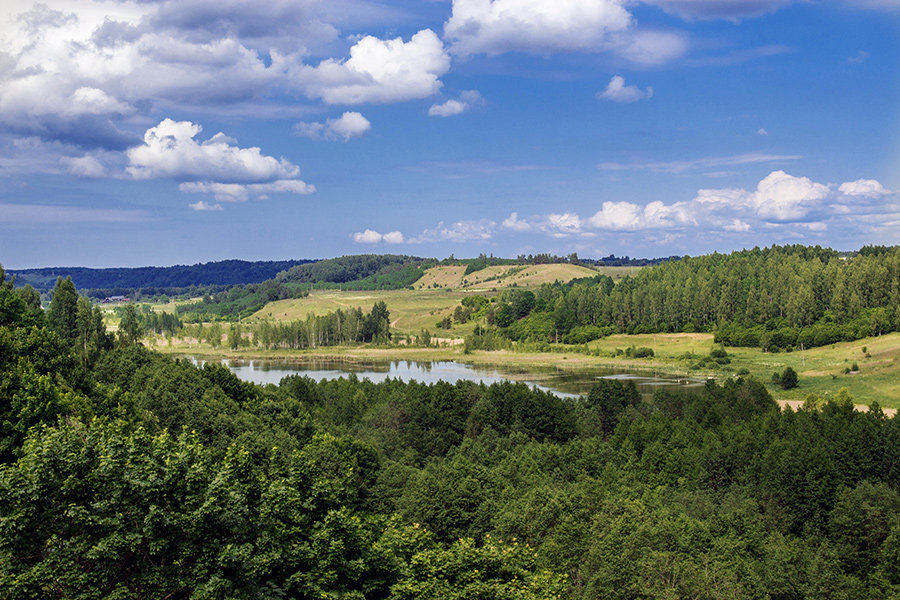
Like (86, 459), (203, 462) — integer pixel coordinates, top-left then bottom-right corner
(780, 366), (798, 390)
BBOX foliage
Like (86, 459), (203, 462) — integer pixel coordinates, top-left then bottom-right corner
(277, 254), (431, 289)
(4, 272), (900, 599)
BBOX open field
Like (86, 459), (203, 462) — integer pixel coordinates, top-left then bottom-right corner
(583, 332), (900, 411)
(412, 263), (636, 290)
(250, 288), (474, 335)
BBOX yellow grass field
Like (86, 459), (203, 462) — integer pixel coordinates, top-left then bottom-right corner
(412, 263), (637, 290)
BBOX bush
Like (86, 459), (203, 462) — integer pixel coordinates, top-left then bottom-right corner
(780, 366), (798, 390)
(625, 346), (654, 358)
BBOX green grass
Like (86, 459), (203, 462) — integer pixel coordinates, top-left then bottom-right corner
(248, 288), (479, 335)
(583, 332), (900, 409)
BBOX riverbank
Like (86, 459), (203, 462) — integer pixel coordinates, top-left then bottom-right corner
(150, 331), (900, 412)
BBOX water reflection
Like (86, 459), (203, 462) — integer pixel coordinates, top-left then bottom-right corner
(197, 358), (705, 399)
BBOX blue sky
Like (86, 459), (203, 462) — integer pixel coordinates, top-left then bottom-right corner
(0, 0), (898, 268)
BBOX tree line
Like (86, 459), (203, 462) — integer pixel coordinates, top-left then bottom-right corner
(477, 245), (900, 349)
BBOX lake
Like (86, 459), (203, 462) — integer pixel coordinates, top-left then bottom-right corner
(200, 358), (706, 399)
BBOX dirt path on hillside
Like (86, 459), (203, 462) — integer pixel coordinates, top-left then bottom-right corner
(778, 400), (897, 417)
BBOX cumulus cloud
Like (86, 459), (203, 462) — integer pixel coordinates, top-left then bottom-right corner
(588, 200), (694, 230)
(127, 118), (303, 182)
(542, 213), (585, 237)
(409, 219), (497, 243)
(750, 170), (830, 221)
(295, 29), (450, 104)
(723, 218), (751, 232)
(502, 212), (532, 232)
(839, 179), (890, 197)
(597, 76), (653, 102)
(179, 179), (314, 202)
(428, 90), (483, 117)
(492, 171), (894, 241)
(295, 112), (372, 141)
(352, 229), (405, 244)
(444, 0), (631, 55)
(443, 0), (686, 64)
(0, 3), (280, 150)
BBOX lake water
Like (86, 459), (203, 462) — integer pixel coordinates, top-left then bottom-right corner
(202, 358), (705, 399)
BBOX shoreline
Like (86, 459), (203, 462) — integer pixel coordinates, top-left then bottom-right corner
(155, 342), (897, 416)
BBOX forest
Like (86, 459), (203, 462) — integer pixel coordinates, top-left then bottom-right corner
(479, 245), (900, 350)
(9, 259), (316, 294)
(3, 263), (900, 599)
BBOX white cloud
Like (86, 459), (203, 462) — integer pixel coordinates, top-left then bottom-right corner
(428, 90), (483, 117)
(588, 200), (694, 230)
(443, 0), (686, 64)
(757, 128), (768, 136)
(750, 170), (829, 221)
(60, 154), (108, 178)
(188, 200), (223, 211)
(597, 75), (652, 102)
(351, 229), (405, 244)
(616, 30), (689, 66)
(723, 218), (751, 232)
(847, 50), (870, 64)
(295, 111), (371, 141)
(179, 179), (315, 202)
(127, 118), (304, 183)
(383, 230), (405, 244)
(409, 219), (497, 243)
(839, 179), (890, 197)
(445, 0), (632, 55)
(543, 213), (584, 237)
(295, 29), (450, 104)
(429, 99), (467, 117)
(353, 229), (385, 244)
(502, 212), (532, 232)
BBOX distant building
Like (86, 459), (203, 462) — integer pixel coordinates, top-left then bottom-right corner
(101, 296), (129, 303)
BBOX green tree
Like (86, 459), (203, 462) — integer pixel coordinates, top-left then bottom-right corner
(47, 276), (79, 344)
(780, 366), (799, 390)
(117, 303), (143, 345)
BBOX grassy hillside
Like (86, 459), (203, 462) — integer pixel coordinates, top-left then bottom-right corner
(250, 288), (471, 335)
(412, 263), (617, 289)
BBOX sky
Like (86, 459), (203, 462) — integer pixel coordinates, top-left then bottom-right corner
(0, 0), (898, 268)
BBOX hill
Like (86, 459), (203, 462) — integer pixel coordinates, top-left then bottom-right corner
(9, 259), (315, 293)
(413, 263), (612, 289)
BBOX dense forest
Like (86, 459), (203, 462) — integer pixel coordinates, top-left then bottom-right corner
(9, 259), (315, 294)
(481, 245), (900, 350)
(3, 266), (900, 599)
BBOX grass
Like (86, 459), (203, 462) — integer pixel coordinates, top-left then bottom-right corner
(583, 332), (900, 410)
(412, 263), (631, 290)
(248, 288), (475, 336)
